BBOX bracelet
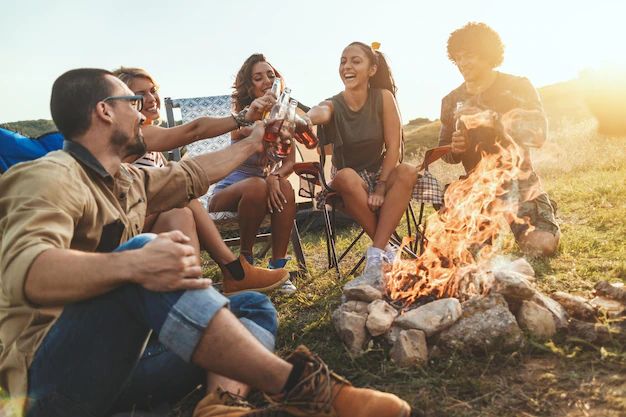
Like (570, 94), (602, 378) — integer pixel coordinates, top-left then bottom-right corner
(232, 107), (253, 128)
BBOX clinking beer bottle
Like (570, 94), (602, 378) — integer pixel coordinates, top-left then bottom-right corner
(294, 114), (319, 149)
(273, 99), (298, 159)
(263, 88), (292, 159)
(262, 78), (283, 120)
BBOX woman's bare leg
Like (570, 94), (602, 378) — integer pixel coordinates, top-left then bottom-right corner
(209, 177), (268, 260)
(330, 168), (378, 239)
(188, 199), (237, 265)
(371, 163), (418, 248)
(148, 207), (201, 257)
(270, 178), (296, 260)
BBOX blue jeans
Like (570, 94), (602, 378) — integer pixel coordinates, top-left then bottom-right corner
(26, 234), (278, 417)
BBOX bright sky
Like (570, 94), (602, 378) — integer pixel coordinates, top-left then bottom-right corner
(1, 0), (624, 124)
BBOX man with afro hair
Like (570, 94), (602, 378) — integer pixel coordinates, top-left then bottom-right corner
(438, 22), (560, 256)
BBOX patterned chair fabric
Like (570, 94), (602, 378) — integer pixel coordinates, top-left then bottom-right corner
(165, 95), (265, 230)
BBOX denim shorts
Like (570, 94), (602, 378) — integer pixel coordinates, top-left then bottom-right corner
(212, 169), (261, 193)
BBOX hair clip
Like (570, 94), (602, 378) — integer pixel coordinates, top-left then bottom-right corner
(371, 42), (381, 51)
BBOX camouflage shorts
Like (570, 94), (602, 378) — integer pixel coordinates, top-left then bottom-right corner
(510, 192), (560, 241)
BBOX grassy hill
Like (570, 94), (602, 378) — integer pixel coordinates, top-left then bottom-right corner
(0, 119), (57, 137)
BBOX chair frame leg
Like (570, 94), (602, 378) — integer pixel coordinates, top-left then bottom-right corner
(290, 219), (307, 276)
(323, 205), (340, 277)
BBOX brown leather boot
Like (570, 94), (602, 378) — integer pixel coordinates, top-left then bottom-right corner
(193, 388), (289, 417)
(220, 256), (290, 296)
(267, 346), (411, 417)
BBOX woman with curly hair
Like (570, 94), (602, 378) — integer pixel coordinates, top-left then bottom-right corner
(208, 54), (300, 294)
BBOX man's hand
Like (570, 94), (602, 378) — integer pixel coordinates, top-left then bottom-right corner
(237, 121), (267, 153)
(450, 130), (468, 154)
(247, 92), (277, 121)
(132, 231), (211, 292)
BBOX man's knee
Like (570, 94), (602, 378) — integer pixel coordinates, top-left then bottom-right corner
(229, 291), (278, 337)
(519, 230), (559, 257)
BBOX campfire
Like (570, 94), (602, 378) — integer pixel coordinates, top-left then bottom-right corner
(387, 109), (529, 306)
(333, 109), (626, 365)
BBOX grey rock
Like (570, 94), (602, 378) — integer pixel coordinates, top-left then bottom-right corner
(390, 329), (428, 367)
(509, 258), (536, 278)
(550, 291), (597, 321)
(594, 281), (626, 303)
(394, 298), (462, 337)
(385, 325), (403, 345)
(589, 296), (625, 318)
(516, 300), (557, 340)
(339, 300), (370, 317)
(438, 294), (524, 353)
(342, 284), (383, 302)
(567, 318), (614, 345)
(366, 299), (399, 336)
(531, 291), (569, 329)
(332, 309), (369, 355)
(492, 270), (536, 302)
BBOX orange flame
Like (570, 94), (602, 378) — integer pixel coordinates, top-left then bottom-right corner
(386, 109), (538, 307)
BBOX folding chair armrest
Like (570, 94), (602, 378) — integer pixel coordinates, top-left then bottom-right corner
(293, 161), (333, 192)
(293, 162), (322, 186)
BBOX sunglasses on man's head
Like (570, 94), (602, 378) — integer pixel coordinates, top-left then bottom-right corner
(102, 95), (144, 112)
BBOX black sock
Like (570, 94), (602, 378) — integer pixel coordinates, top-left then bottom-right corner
(282, 360), (306, 393)
(224, 259), (245, 280)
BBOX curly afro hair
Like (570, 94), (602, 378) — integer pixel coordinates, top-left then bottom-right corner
(447, 22), (505, 68)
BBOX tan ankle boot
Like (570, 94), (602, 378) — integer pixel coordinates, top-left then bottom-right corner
(193, 388), (288, 417)
(220, 256), (289, 296)
(268, 346), (411, 417)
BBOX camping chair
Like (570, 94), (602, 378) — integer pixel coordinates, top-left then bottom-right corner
(0, 128), (64, 173)
(163, 95), (308, 275)
(293, 126), (447, 278)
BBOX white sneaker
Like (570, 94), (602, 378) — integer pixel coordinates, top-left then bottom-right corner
(344, 247), (385, 290)
(278, 279), (297, 294)
(384, 243), (398, 264)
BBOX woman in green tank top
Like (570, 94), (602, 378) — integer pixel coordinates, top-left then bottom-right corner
(304, 42), (419, 287)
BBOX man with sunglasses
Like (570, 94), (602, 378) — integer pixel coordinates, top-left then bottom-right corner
(0, 68), (410, 417)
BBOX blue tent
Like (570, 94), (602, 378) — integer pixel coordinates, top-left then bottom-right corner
(0, 128), (64, 173)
